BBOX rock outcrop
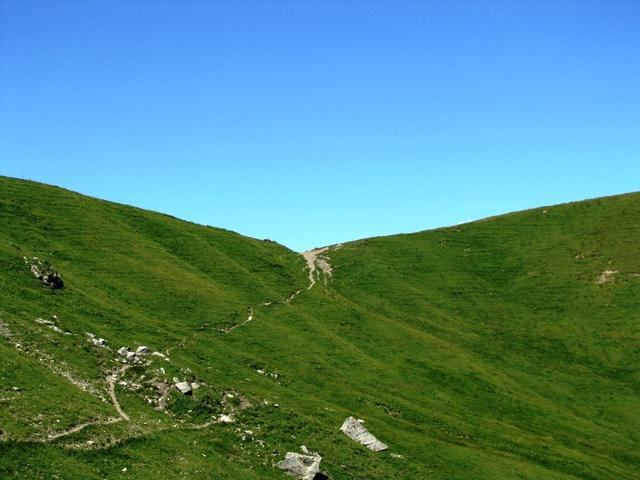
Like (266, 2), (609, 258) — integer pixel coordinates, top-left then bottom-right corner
(116, 346), (159, 364)
(340, 416), (388, 451)
(26, 257), (64, 289)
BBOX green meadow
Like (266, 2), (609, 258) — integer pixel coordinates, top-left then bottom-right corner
(1, 176), (638, 479)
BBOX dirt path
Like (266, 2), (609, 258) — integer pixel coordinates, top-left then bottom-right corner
(224, 306), (254, 333)
(166, 337), (187, 356)
(302, 247), (333, 289)
(47, 417), (122, 441)
(107, 364), (131, 421)
(222, 247), (335, 334)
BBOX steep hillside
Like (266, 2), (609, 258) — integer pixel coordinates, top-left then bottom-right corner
(1, 176), (639, 479)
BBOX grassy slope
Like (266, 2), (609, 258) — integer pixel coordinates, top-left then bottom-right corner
(0, 176), (638, 479)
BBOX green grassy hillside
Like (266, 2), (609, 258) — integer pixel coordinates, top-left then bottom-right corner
(1, 176), (639, 479)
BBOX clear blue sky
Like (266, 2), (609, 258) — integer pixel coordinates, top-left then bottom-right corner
(1, 1), (639, 251)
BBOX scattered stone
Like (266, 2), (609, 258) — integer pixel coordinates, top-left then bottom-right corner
(191, 382), (201, 390)
(35, 318), (71, 335)
(174, 381), (192, 395)
(136, 346), (150, 355)
(86, 332), (107, 347)
(27, 258), (64, 289)
(238, 394), (252, 409)
(151, 351), (167, 359)
(596, 270), (618, 285)
(278, 452), (322, 480)
(300, 445), (309, 454)
(217, 414), (234, 424)
(340, 416), (388, 451)
(117, 347), (129, 356)
(390, 453), (403, 458)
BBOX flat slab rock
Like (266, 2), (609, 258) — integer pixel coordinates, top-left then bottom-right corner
(174, 381), (192, 395)
(278, 452), (321, 480)
(340, 416), (388, 451)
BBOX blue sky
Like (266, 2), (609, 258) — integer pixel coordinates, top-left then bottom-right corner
(1, 1), (639, 252)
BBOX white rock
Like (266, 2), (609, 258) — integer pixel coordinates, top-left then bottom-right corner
(340, 416), (388, 451)
(136, 346), (151, 354)
(117, 347), (129, 356)
(300, 445), (309, 454)
(174, 381), (192, 395)
(278, 452), (322, 480)
(217, 414), (234, 424)
(86, 333), (107, 346)
(36, 318), (70, 335)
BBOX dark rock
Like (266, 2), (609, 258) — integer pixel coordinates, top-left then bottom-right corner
(42, 271), (64, 289)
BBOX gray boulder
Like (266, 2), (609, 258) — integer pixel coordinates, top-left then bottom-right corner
(340, 416), (388, 451)
(174, 381), (192, 395)
(278, 452), (322, 480)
